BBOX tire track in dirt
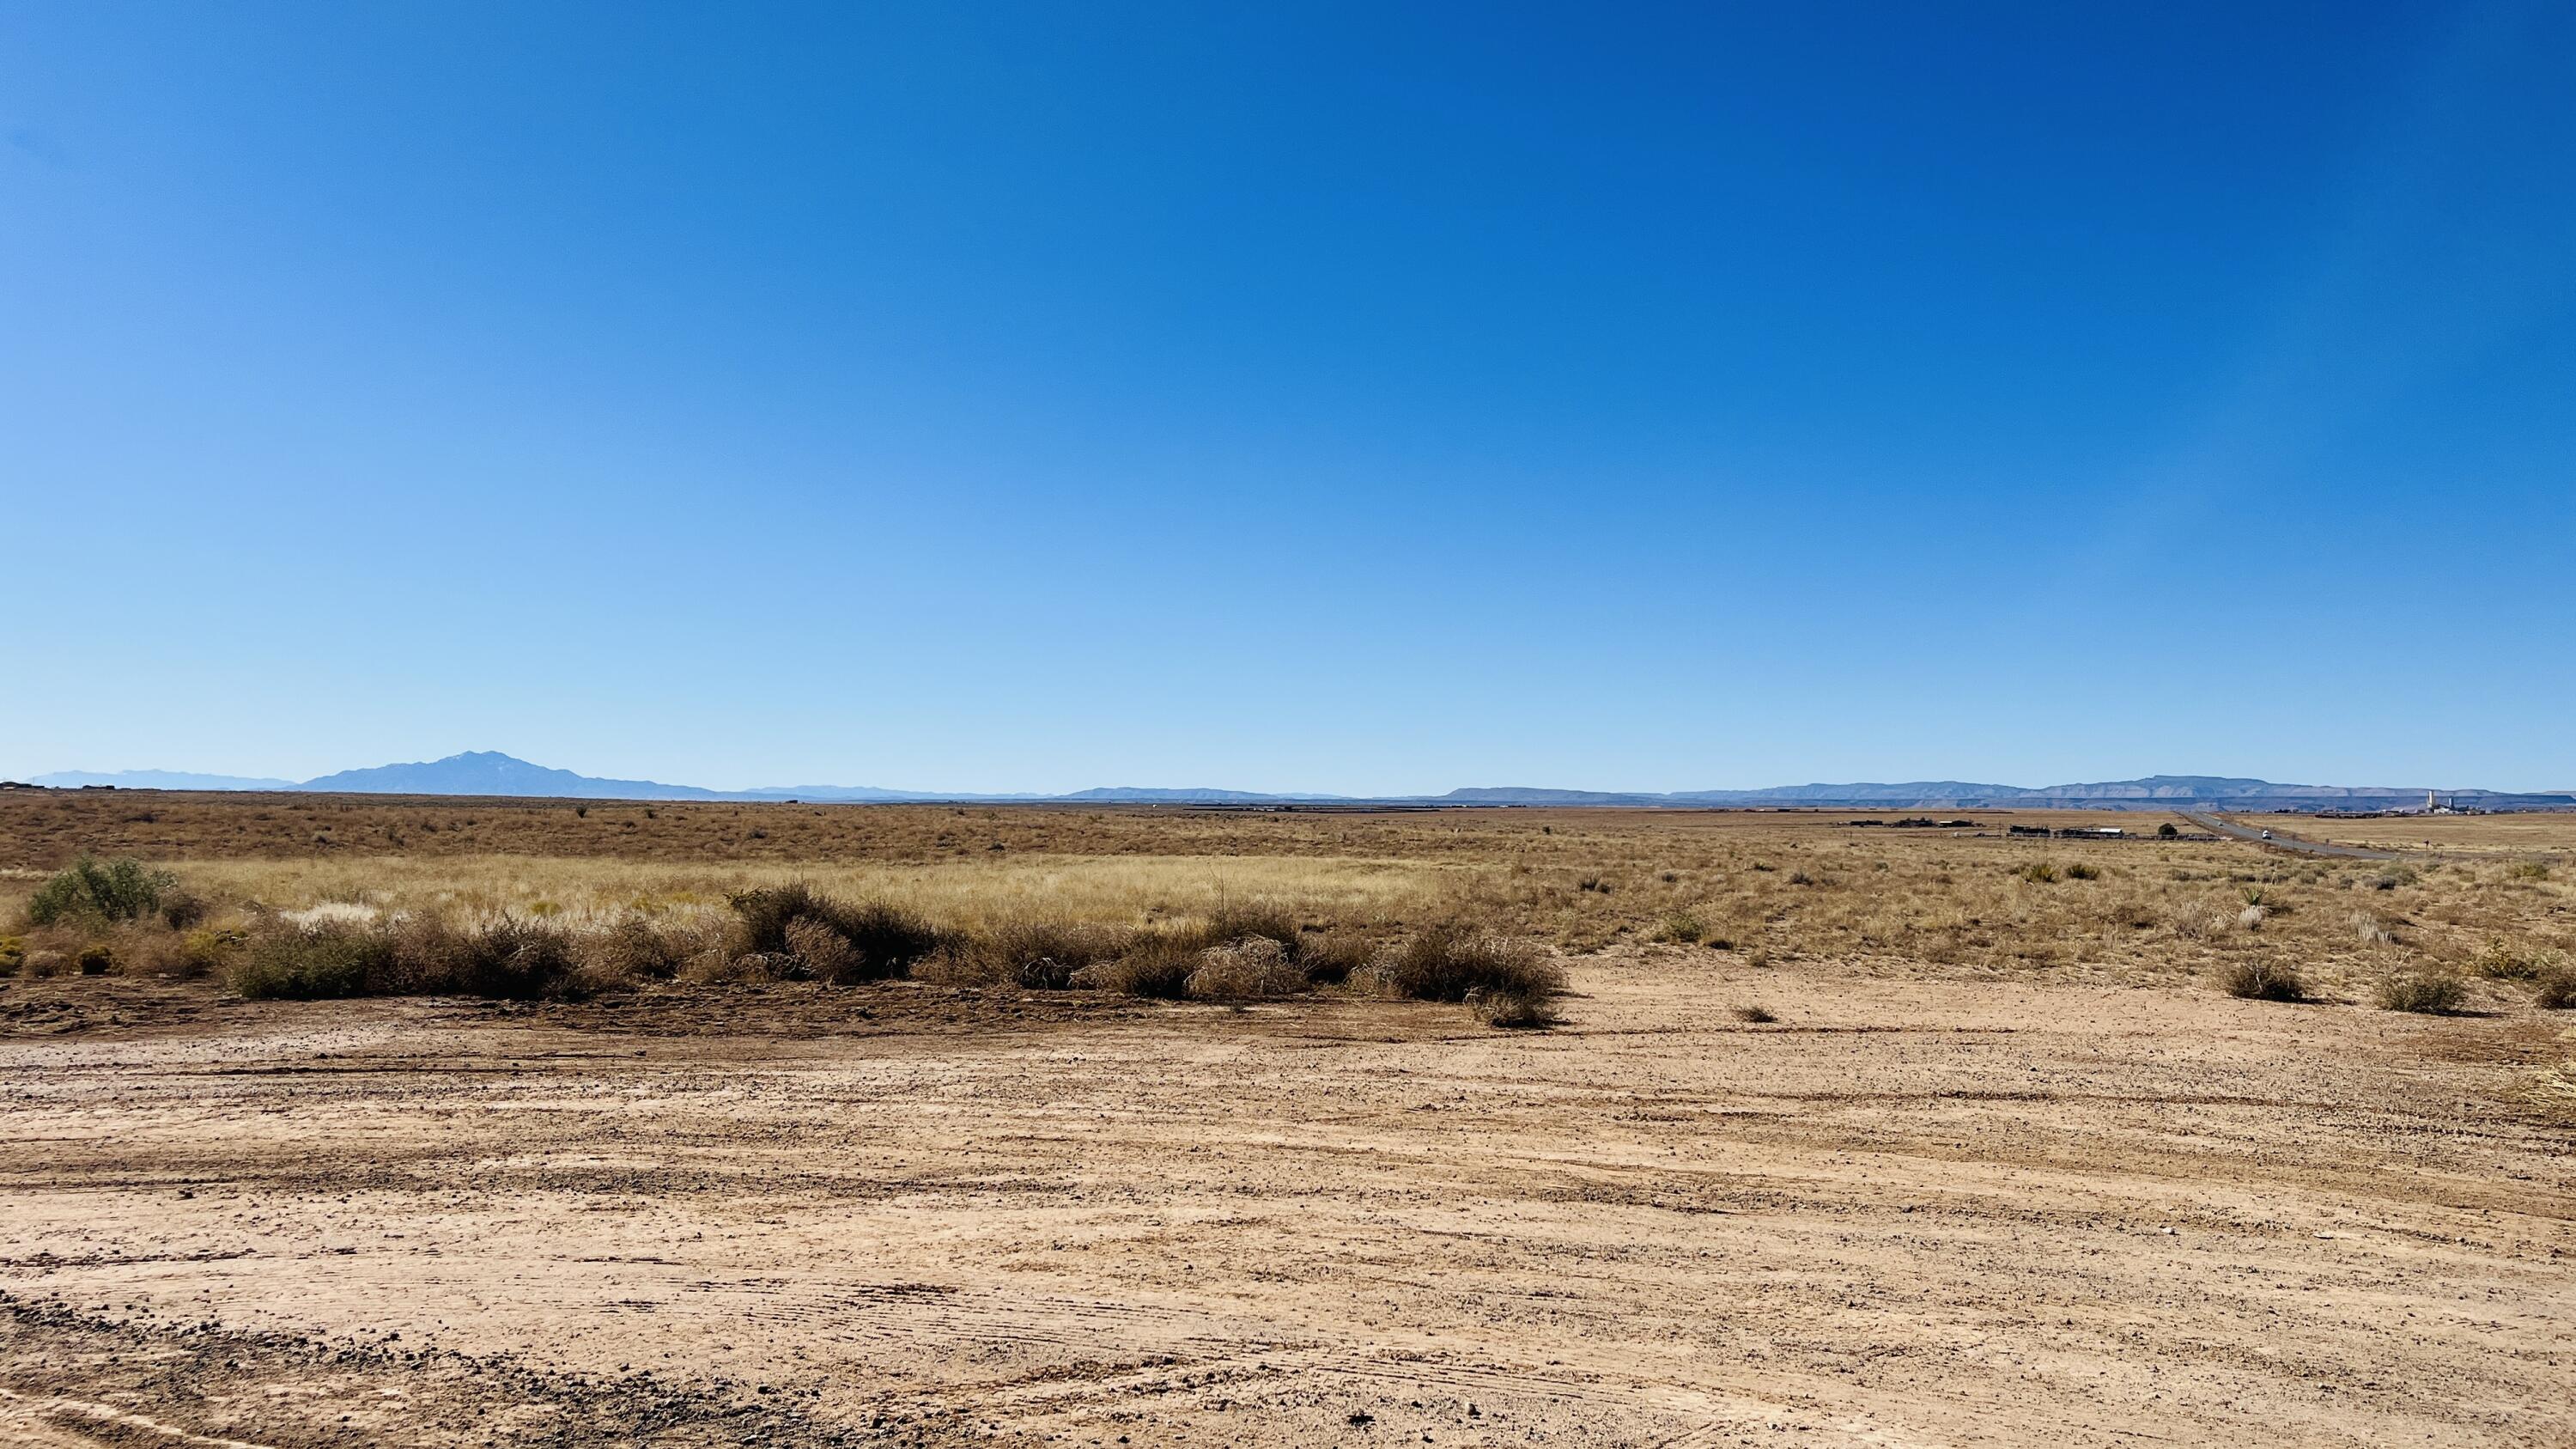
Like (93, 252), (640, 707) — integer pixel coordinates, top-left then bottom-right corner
(3, 963), (2570, 1446)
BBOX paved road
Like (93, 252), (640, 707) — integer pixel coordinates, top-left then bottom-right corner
(2178, 810), (2403, 861)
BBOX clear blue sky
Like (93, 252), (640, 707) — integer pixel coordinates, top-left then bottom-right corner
(4, 2), (2570, 793)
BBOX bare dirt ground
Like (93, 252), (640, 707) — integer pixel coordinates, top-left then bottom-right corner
(5, 959), (2571, 1448)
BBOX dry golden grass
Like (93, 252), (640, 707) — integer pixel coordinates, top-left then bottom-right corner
(149, 851), (1451, 937)
(3, 793), (2572, 1008)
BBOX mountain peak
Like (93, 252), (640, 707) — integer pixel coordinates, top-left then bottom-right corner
(295, 752), (727, 801)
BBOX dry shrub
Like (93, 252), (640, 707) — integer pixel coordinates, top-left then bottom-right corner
(179, 926), (248, 979)
(228, 916), (587, 1001)
(2020, 862), (2057, 885)
(1734, 1003), (1777, 1023)
(229, 922), (398, 1000)
(2471, 939), (2551, 981)
(726, 883), (942, 982)
(1076, 933), (1200, 999)
(920, 898), (1345, 998)
(394, 916), (586, 1000)
(2535, 966), (2576, 1011)
(683, 951), (803, 985)
(782, 916), (860, 983)
(2172, 906), (2221, 942)
(1294, 931), (1374, 985)
(2216, 959), (2307, 1002)
(2108, 900), (2157, 930)
(1468, 983), (1556, 1028)
(100, 925), (188, 978)
(927, 919), (1133, 989)
(158, 891), (208, 931)
(581, 916), (695, 983)
(1357, 923), (1563, 1007)
(2374, 970), (2468, 1014)
(1201, 901), (1303, 953)
(1185, 936), (1305, 999)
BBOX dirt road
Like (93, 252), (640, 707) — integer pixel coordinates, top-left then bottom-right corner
(2178, 812), (2403, 860)
(3, 961), (2571, 1447)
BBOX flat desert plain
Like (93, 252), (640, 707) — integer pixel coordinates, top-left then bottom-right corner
(2, 795), (2571, 1447)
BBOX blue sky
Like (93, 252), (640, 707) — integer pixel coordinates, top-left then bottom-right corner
(4, 2), (2570, 793)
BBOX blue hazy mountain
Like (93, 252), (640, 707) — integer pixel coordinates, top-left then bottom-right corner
(294, 751), (732, 800)
(21, 752), (2573, 810)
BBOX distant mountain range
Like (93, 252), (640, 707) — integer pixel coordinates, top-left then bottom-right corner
(21, 754), (2575, 812)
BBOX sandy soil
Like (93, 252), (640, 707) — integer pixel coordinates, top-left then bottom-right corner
(3, 961), (2571, 1448)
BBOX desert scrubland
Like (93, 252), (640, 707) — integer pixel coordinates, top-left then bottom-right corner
(2, 790), (2572, 1446)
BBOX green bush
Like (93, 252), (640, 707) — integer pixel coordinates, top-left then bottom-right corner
(24, 856), (175, 927)
(76, 943), (113, 976)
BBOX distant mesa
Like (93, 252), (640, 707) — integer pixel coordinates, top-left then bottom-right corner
(15, 753), (2576, 812)
(29, 769), (299, 791)
(1060, 786), (1354, 803)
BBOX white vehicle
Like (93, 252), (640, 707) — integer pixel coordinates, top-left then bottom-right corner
(2259, 830), (2273, 839)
